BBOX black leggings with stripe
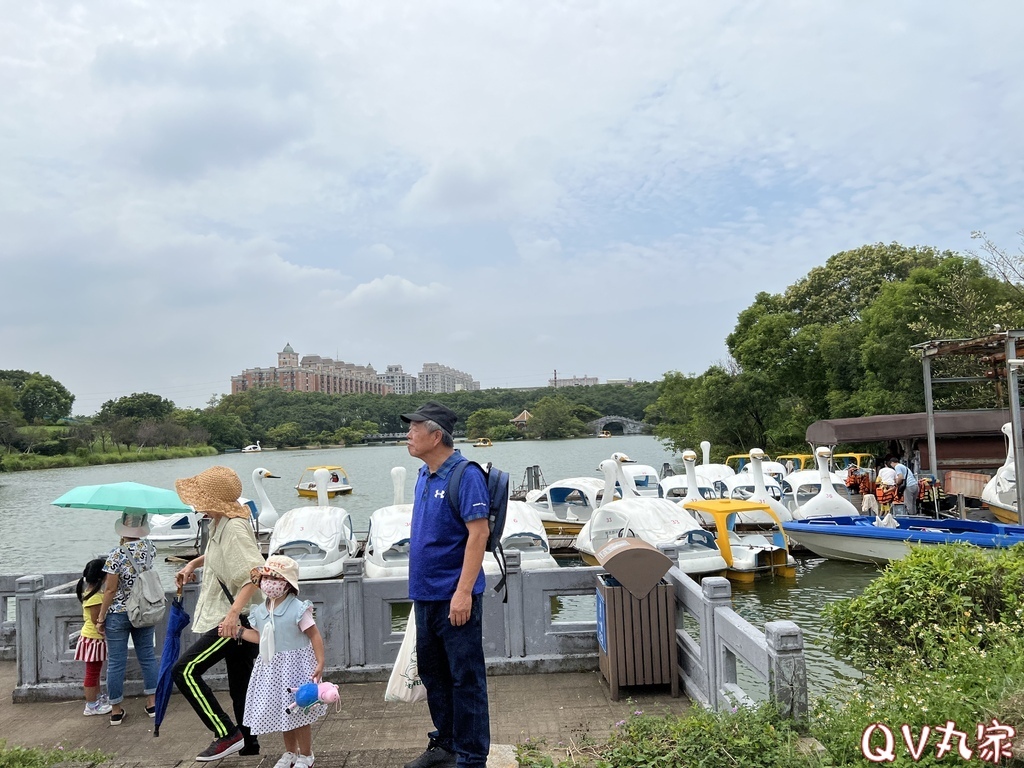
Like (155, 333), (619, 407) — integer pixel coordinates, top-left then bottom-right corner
(173, 622), (258, 744)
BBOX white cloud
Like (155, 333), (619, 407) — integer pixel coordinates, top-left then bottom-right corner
(1, 1), (1022, 413)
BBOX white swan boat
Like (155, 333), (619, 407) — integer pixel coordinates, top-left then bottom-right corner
(720, 449), (793, 524)
(781, 455), (849, 517)
(658, 474), (718, 502)
(525, 476), (614, 536)
(788, 447), (859, 520)
(695, 440), (735, 493)
(611, 453), (662, 497)
(982, 423), (1019, 523)
(677, 450), (795, 582)
(149, 467), (278, 549)
(576, 459), (727, 577)
(364, 467), (413, 579)
(269, 468), (358, 580)
(242, 440), (262, 453)
(365, 468), (557, 578)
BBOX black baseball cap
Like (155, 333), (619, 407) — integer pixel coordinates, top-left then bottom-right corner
(401, 401), (457, 436)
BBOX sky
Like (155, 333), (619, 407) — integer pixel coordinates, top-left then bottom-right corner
(3, 2), (1023, 416)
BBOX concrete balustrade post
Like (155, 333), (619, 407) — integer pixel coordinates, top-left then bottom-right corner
(342, 558), (364, 667)
(15, 575), (44, 688)
(765, 620), (807, 721)
(701, 576), (731, 711)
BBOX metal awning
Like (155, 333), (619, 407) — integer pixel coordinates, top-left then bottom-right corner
(914, 330), (1024, 522)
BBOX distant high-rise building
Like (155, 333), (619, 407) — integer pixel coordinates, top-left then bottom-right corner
(418, 363), (480, 393)
(549, 374), (598, 388)
(378, 364), (418, 396)
(232, 344), (390, 396)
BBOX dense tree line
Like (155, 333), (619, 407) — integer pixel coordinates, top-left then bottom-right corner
(649, 241), (1024, 458)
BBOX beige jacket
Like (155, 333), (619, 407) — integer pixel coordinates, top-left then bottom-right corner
(193, 517), (265, 633)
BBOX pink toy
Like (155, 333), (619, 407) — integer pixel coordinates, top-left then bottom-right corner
(285, 681), (340, 714)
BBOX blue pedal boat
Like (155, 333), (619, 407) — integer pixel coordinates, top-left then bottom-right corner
(781, 515), (1024, 566)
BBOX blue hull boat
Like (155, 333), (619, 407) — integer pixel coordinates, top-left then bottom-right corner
(782, 515), (1024, 565)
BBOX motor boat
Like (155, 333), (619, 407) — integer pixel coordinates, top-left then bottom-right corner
(575, 459), (728, 577)
(782, 515), (1024, 566)
(789, 447), (859, 520)
(149, 467), (278, 549)
(270, 468), (358, 580)
(295, 466), (352, 498)
(982, 423), (1018, 522)
(525, 476), (615, 536)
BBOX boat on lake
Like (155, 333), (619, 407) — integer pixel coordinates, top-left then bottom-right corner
(270, 468), (358, 579)
(982, 423), (1018, 523)
(526, 476), (614, 536)
(473, 437), (493, 447)
(295, 465), (352, 498)
(782, 514), (1024, 566)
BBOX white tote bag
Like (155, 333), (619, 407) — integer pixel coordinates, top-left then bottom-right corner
(385, 610), (427, 703)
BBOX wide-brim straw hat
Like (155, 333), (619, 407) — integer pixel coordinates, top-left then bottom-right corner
(257, 555), (301, 593)
(175, 466), (249, 519)
(114, 509), (151, 539)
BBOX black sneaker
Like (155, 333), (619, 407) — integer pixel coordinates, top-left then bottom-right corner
(196, 731), (245, 762)
(109, 709), (125, 726)
(403, 742), (457, 768)
(239, 741), (260, 756)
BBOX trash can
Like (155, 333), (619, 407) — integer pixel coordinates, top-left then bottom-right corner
(595, 538), (679, 701)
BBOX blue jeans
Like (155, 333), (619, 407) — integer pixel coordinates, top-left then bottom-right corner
(105, 611), (158, 705)
(415, 596), (490, 768)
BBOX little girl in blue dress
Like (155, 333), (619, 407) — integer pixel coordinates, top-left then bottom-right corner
(231, 556), (326, 768)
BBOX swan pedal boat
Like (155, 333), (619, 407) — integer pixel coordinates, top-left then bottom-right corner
(781, 515), (1024, 566)
(472, 438), (493, 447)
(363, 500), (558, 578)
(525, 477), (615, 537)
(295, 466), (352, 498)
(681, 498), (797, 582)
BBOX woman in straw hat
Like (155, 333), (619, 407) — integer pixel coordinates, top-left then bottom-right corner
(95, 510), (160, 726)
(173, 466), (266, 762)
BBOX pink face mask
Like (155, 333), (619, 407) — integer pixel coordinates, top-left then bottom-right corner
(261, 578), (289, 599)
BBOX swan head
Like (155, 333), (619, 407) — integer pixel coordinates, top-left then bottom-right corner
(815, 446), (832, 459)
(749, 448), (766, 461)
(253, 467), (279, 481)
(611, 452), (634, 464)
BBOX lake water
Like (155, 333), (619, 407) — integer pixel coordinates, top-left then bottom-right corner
(0, 434), (875, 696)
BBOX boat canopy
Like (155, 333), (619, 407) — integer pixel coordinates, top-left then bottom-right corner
(805, 410), (1011, 445)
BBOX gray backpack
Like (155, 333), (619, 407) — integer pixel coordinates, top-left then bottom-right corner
(125, 547), (167, 627)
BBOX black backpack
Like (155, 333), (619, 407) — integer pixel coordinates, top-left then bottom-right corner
(447, 460), (511, 602)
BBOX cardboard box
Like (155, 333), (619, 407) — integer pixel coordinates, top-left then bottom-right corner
(595, 537), (673, 599)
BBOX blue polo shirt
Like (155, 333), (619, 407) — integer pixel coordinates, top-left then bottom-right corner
(409, 451), (490, 601)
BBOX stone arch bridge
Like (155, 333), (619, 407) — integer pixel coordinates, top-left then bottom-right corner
(587, 416), (650, 436)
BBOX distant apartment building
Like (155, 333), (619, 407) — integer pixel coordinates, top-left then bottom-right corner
(231, 343), (390, 396)
(605, 378), (639, 387)
(418, 363), (480, 393)
(377, 364), (418, 396)
(549, 374), (599, 388)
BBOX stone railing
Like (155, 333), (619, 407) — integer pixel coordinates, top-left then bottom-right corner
(11, 554), (806, 719)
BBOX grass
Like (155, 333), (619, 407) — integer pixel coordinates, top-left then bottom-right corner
(0, 446), (217, 471)
(0, 742), (108, 768)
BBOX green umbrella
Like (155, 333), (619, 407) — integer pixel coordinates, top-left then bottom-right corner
(52, 481), (193, 514)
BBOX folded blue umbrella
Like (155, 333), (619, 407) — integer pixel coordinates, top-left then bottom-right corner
(153, 589), (191, 737)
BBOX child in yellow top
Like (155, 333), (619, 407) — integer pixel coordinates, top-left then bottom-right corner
(76, 558), (111, 716)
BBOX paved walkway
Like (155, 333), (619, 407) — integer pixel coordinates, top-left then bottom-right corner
(1, 661), (689, 768)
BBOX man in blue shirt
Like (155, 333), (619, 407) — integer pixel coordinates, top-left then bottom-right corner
(886, 455), (920, 515)
(402, 401), (490, 768)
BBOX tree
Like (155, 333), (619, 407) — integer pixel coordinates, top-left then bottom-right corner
(268, 422), (305, 447)
(971, 229), (1024, 296)
(465, 409), (515, 439)
(17, 374), (74, 423)
(526, 397), (586, 439)
(99, 392), (175, 422)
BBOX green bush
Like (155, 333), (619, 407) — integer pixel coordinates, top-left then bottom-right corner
(517, 703), (823, 768)
(823, 543), (1024, 672)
